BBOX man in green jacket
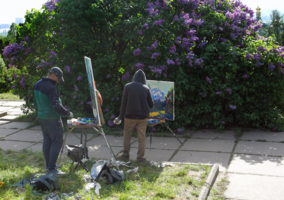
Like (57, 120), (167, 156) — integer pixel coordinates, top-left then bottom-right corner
(33, 67), (73, 174)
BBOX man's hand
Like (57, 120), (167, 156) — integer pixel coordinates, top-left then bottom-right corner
(68, 112), (73, 119)
(113, 117), (121, 125)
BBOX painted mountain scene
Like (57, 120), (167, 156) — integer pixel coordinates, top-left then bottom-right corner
(146, 80), (175, 120)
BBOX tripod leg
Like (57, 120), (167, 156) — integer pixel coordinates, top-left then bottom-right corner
(163, 122), (192, 156)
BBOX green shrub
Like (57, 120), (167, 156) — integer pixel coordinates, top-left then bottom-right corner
(2, 0), (284, 131)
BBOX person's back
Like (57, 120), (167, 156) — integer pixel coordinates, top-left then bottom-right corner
(116, 69), (153, 163)
(119, 70), (153, 119)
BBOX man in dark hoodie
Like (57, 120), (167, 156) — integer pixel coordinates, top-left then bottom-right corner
(33, 67), (73, 174)
(114, 69), (154, 163)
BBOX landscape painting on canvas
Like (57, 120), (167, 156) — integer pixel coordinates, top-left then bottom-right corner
(146, 80), (175, 120)
(84, 56), (104, 126)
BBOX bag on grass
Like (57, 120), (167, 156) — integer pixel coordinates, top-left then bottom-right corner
(90, 160), (125, 184)
(11, 173), (59, 192)
(30, 173), (59, 191)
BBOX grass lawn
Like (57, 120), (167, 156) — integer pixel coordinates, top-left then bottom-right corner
(0, 93), (21, 101)
(0, 149), (227, 200)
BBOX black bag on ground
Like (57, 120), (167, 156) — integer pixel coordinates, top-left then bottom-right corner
(66, 144), (88, 162)
(11, 173), (59, 192)
(90, 160), (125, 184)
(30, 173), (59, 191)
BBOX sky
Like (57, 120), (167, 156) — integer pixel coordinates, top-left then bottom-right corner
(0, 0), (284, 24)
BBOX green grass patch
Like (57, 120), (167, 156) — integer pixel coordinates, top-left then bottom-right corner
(0, 92), (21, 101)
(0, 150), (215, 200)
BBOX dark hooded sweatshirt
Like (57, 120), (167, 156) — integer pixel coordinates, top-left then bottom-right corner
(118, 70), (154, 120)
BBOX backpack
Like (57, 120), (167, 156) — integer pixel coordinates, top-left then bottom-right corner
(11, 173), (59, 192)
(30, 173), (59, 191)
(90, 160), (125, 184)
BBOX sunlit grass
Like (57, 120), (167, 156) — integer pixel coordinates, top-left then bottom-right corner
(0, 149), (215, 199)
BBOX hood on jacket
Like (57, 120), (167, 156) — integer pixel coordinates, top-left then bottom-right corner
(132, 69), (146, 84)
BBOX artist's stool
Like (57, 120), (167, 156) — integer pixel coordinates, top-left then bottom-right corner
(58, 122), (117, 172)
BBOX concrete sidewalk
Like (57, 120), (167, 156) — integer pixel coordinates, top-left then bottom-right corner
(1, 100), (284, 199)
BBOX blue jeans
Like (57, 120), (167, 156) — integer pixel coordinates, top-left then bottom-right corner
(38, 118), (64, 171)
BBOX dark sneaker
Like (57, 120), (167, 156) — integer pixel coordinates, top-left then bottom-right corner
(117, 155), (129, 161)
(137, 158), (147, 163)
(46, 169), (66, 175)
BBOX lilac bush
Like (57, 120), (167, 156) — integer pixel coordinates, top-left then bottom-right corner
(4, 0), (284, 130)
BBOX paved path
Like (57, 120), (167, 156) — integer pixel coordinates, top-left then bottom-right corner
(1, 100), (284, 199)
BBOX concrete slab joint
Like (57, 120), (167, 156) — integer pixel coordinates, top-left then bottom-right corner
(198, 163), (219, 200)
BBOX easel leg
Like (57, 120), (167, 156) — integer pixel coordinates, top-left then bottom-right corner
(58, 128), (74, 165)
(163, 122), (192, 156)
(93, 127), (119, 170)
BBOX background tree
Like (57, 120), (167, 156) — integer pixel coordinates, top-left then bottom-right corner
(262, 10), (284, 45)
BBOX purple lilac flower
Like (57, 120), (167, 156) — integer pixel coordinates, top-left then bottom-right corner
(108, 120), (115, 127)
(221, 121), (225, 125)
(73, 95), (77, 99)
(197, 42), (208, 49)
(116, 97), (119, 100)
(163, 73), (167, 77)
(194, 58), (203, 66)
(133, 48), (141, 56)
(138, 30), (143, 35)
(151, 40), (158, 49)
(11, 86), (16, 89)
(256, 62), (264, 67)
(152, 127), (156, 132)
(245, 53), (252, 60)
(188, 60), (193, 67)
(184, 18), (193, 26)
(80, 102), (84, 105)
(277, 61), (284, 67)
(103, 108), (109, 112)
(24, 36), (29, 42)
(186, 28), (196, 36)
(190, 35), (199, 41)
(151, 52), (160, 59)
(74, 85), (78, 91)
(195, 19), (204, 26)
(174, 37), (182, 45)
(122, 72), (129, 81)
(226, 89), (232, 94)
(65, 66), (70, 73)
(169, 45), (176, 54)
(175, 58), (181, 65)
(229, 105), (236, 110)
(177, 128), (183, 133)
(110, 114), (115, 119)
(153, 19), (165, 26)
(135, 63), (144, 70)
(77, 75), (82, 81)
(20, 76), (26, 88)
(13, 73), (18, 79)
(199, 92), (207, 97)
(244, 74), (249, 78)
(216, 91), (222, 95)
(167, 59), (175, 65)
(230, 33), (238, 40)
(87, 101), (92, 105)
(49, 50), (57, 58)
(181, 38), (191, 48)
(173, 15), (178, 21)
(257, 46), (267, 53)
(219, 38), (227, 42)
(144, 23), (149, 29)
(106, 74), (110, 78)
(111, 97), (114, 101)
(44, 0), (58, 12)
(206, 77), (212, 84)
(268, 63), (275, 71)
(186, 51), (194, 60)
(253, 53), (261, 61)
